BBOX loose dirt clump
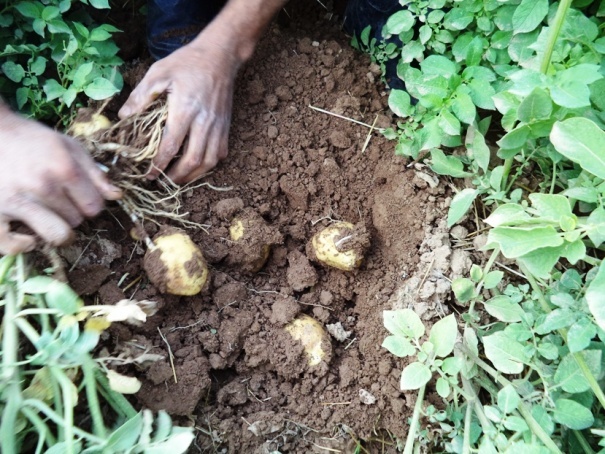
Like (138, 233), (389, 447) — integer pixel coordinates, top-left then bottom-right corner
(65, 1), (455, 451)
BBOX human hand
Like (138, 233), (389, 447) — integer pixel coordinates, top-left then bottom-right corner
(118, 38), (239, 184)
(0, 110), (122, 255)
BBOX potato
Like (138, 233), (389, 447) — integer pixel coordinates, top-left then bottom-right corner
(285, 314), (330, 366)
(70, 112), (112, 138)
(310, 221), (369, 271)
(144, 229), (208, 295)
(227, 209), (282, 273)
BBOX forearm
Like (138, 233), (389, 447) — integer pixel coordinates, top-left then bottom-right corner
(191, 0), (288, 63)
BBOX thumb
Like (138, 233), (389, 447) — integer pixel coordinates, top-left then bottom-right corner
(119, 76), (170, 119)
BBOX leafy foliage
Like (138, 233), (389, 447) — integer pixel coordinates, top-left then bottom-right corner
(369, 0), (605, 452)
(0, 0), (123, 123)
(0, 254), (194, 453)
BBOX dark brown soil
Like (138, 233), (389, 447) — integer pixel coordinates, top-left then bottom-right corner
(64, 2), (457, 452)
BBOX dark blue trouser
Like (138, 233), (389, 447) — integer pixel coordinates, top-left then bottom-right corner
(147, 0), (400, 60)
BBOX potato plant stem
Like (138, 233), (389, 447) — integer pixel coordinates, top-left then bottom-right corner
(540, 0), (573, 74)
(51, 366), (76, 454)
(457, 343), (563, 453)
(23, 399), (104, 444)
(82, 358), (107, 439)
(518, 262), (605, 410)
(403, 384), (426, 454)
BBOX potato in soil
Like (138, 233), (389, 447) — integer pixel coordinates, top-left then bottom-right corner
(285, 314), (331, 366)
(144, 228), (208, 296)
(227, 208), (283, 273)
(307, 221), (370, 271)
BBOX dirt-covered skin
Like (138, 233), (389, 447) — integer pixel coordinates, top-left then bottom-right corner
(63, 2), (455, 451)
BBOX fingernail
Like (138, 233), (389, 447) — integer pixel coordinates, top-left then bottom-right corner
(119, 107), (131, 118)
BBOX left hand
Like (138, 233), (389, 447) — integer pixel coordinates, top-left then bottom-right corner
(118, 38), (239, 184)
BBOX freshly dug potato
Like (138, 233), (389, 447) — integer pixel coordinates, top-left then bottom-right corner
(227, 208), (282, 273)
(144, 228), (208, 295)
(309, 221), (370, 271)
(70, 111), (113, 138)
(285, 314), (330, 366)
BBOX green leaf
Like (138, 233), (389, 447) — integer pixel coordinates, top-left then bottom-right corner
(503, 415), (529, 433)
(497, 125), (530, 150)
(466, 126), (490, 173)
(553, 399), (594, 430)
(512, 0), (548, 34)
(384, 10), (414, 35)
(484, 204), (531, 227)
(483, 296), (524, 322)
(388, 89), (413, 117)
(536, 308), (576, 333)
(62, 87), (78, 107)
(44, 281), (83, 315)
(89, 0), (110, 9)
(72, 62), (94, 88)
(383, 309), (425, 340)
(448, 188), (478, 227)
(42, 5), (60, 21)
(16, 87), (29, 110)
(551, 118), (605, 180)
(14, 1), (41, 19)
(420, 55), (457, 79)
(498, 385), (520, 414)
(555, 351), (601, 393)
(22, 276), (57, 293)
(89, 27), (112, 42)
(517, 245), (562, 279)
(532, 405), (554, 435)
(84, 77), (120, 100)
(528, 193), (572, 221)
(452, 278), (475, 303)
(587, 207), (605, 248)
(483, 271), (504, 290)
(452, 91), (476, 124)
(382, 335), (416, 358)
(442, 357), (463, 375)
(439, 109), (461, 136)
(429, 314), (457, 358)
(2, 61), (25, 83)
(30, 56), (47, 76)
(483, 331), (529, 374)
(550, 80), (591, 109)
(487, 226), (564, 258)
(436, 377), (450, 398)
(567, 318), (597, 353)
(517, 87), (552, 123)
(430, 149), (471, 178)
(105, 413), (143, 450)
(586, 262), (605, 331)
(400, 362), (432, 390)
(43, 79), (66, 101)
(465, 36), (484, 67)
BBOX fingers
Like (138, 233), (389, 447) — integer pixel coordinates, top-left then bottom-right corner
(3, 197), (73, 248)
(0, 215), (35, 256)
(179, 121), (230, 184)
(148, 96), (195, 180)
(118, 70), (170, 119)
(66, 138), (122, 201)
(166, 113), (212, 183)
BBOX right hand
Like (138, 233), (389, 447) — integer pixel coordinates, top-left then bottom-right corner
(0, 110), (122, 256)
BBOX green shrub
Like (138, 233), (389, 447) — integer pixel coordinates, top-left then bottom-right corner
(0, 0), (123, 123)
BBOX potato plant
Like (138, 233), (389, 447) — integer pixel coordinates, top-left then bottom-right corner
(361, 0), (605, 451)
(0, 0), (123, 123)
(0, 254), (194, 453)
